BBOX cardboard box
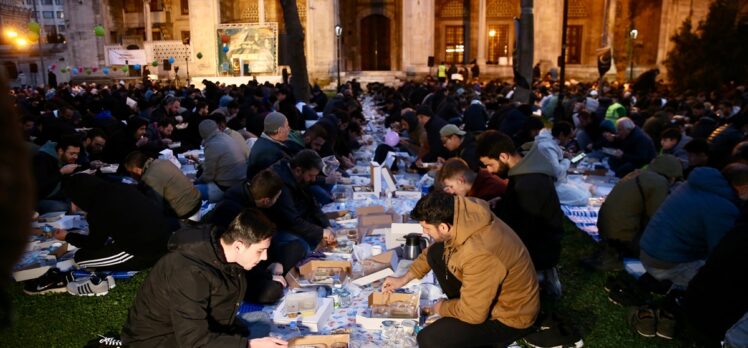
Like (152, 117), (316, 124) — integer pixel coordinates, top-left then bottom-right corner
(285, 260), (352, 288)
(355, 291), (421, 330)
(355, 205), (385, 216)
(273, 297), (334, 333)
(288, 333), (349, 347)
(359, 214), (393, 227)
(351, 250), (399, 287)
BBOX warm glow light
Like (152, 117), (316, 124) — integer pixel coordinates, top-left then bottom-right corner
(489, 29), (496, 37)
(15, 38), (28, 47)
(5, 30), (18, 38)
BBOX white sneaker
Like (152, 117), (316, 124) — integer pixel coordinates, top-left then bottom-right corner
(67, 274), (115, 296)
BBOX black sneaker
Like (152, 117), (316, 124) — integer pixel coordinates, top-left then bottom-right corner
(523, 313), (584, 347)
(22, 268), (72, 295)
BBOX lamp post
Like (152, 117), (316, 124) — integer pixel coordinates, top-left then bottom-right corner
(629, 28), (638, 82)
(335, 24), (342, 89)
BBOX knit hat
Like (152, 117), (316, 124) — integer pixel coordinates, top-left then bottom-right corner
(384, 130), (400, 147)
(264, 112), (288, 134)
(439, 124), (466, 137)
(198, 119), (219, 139)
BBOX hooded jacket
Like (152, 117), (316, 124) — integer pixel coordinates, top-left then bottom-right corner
(409, 196), (539, 329)
(141, 158), (202, 219)
(121, 226), (249, 347)
(533, 129), (570, 181)
(598, 155), (682, 242)
(640, 167), (740, 264)
(463, 101), (488, 132)
(32, 141), (65, 200)
(499, 142), (564, 270)
(609, 127), (657, 178)
(198, 120), (247, 188)
(62, 174), (171, 258)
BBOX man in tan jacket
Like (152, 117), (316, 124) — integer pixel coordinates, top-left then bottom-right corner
(383, 191), (540, 347)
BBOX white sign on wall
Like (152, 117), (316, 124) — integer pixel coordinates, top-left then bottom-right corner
(106, 49), (147, 65)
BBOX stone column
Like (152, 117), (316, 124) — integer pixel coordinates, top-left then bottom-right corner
(188, 0), (220, 75)
(306, 0), (336, 81)
(533, 0), (562, 70)
(144, 0), (152, 42)
(401, 0), (435, 75)
(477, 0), (487, 65)
(259, 0), (265, 24)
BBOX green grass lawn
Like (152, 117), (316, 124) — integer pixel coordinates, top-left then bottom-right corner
(1, 221), (694, 347)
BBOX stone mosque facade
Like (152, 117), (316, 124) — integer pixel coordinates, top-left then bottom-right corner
(60, 0), (713, 85)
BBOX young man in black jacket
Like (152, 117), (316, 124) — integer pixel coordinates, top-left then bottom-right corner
(32, 135), (81, 213)
(122, 209), (287, 348)
(477, 130), (565, 298)
(265, 150), (335, 268)
(416, 105), (449, 164)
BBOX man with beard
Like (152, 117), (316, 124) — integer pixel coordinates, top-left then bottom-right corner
(382, 191), (539, 347)
(476, 130), (564, 298)
(33, 135), (81, 213)
(77, 129), (107, 169)
(265, 150), (335, 270)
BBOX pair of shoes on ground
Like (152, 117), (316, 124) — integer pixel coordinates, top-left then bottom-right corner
(23, 268), (115, 297)
(605, 272), (652, 307)
(628, 305), (676, 340)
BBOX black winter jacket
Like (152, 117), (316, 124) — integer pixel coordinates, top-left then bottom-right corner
(266, 160), (329, 247)
(121, 226), (249, 347)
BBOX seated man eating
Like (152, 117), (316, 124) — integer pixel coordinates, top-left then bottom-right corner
(383, 191), (539, 347)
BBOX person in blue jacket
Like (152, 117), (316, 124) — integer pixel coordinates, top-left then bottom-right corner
(639, 163), (748, 288)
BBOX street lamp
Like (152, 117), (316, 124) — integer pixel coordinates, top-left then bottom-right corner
(335, 24), (342, 89)
(629, 28), (638, 82)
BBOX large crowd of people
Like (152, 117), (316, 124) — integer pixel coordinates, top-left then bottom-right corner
(8, 69), (748, 347)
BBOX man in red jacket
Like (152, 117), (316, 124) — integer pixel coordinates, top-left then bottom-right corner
(437, 158), (506, 202)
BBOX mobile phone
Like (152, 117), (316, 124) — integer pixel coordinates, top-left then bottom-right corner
(570, 152), (586, 164)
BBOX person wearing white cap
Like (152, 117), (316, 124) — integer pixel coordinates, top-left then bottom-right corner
(439, 124), (480, 172)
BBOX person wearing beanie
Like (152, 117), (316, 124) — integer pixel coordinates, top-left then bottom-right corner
(196, 119), (247, 202)
(246, 112), (292, 180)
(583, 155), (684, 271)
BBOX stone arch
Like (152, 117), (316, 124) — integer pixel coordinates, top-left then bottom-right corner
(355, 6), (399, 71)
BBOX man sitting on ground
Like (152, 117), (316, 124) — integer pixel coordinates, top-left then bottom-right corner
(246, 112), (291, 180)
(121, 209), (288, 348)
(196, 119), (247, 202)
(583, 155), (683, 271)
(439, 124), (480, 171)
(124, 151), (202, 220)
(32, 135), (80, 213)
(639, 163), (748, 289)
(660, 127), (690, 169)
(438, 158), (507, 201)
(383, 191), (539, 348)
(266, 150), (335, 269)
(285, 123), (327, 155)
(603, 117), (657, 178)
(477, 130), (565, 297)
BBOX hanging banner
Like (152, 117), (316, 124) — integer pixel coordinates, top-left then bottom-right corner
(107, 49), (147, 65)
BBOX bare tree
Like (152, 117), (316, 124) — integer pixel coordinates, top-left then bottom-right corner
(280, 0), (310, 102)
